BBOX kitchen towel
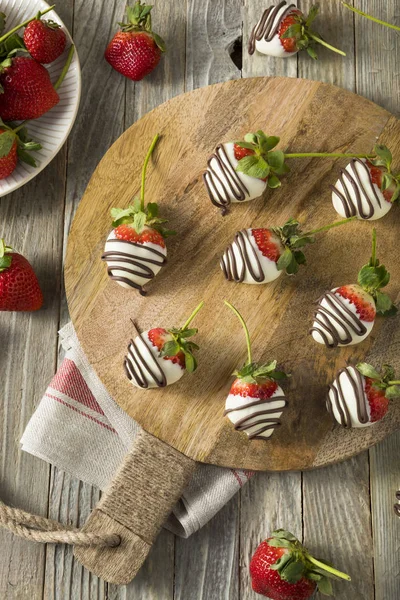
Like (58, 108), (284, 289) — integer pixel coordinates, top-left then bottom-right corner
(21, 322), (253, 538)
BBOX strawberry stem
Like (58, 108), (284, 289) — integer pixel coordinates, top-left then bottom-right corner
(0, 5), (56, 44)
(305, 553), (351, 581)
(302, 216), (356, 237)
(341, 2), (400, 33)
(284, 152), (373, 159)
(371, 228), (377, 267)
(389, 380), (400, 385)
(54, 44), (75, 91)
(182, 301), (204, 331)
(140, 133), (160, 211)
(12, 121), (28, 134)
(307, 32), (346, 56)
(224, 301), (252, 365)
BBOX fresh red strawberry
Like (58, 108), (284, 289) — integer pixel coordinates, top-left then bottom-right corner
(336, 284), (376, 322)
(0, 57), (59, 121)
(105, 1), (166, 81)
(114, 224), (166, 248)
(365, 378), (389, 422)
(250, 530), (350, 599)
(24, 19), (67, 64)
(0, 128), (17, 179)
(278, 9), (303, 53)
(252, 229), (282, 262)
(0, 240), (43, 311)
(366, 160), (397, 202)
(233, 143), (255, 161)
(148, 328), (185, 368)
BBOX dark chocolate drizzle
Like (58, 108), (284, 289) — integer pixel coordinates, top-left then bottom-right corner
(326, 366), (369, 428)
(310, 291), (368, 348)
(221, 229), (266, 283)
(102, 238), (166, 296)
(124, 331), (168, 389)
(248, 1), (296, 55)
(224, 395), (288, 440)
(331, 159), (384, 220)
(203, 144), (250, 215)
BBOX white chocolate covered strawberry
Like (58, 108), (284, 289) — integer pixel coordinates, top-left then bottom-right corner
(204, 130), (371, 215)
(327, 363), (400, 428)
(248, 2), (345, 60)
(223, 302), (289, 440)
(221, 217), (354, 285)
(124, 302), (204, 389)
(102, 134), (175, 295)
(311, 229), (397, 348)
(331, 146), (399, 221)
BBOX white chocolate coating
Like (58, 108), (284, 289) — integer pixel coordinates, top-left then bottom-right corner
(332, 159), (392, 221)
(311, 287), (374, 347)
(253, 3), (298, 58)
(125, 330), (184, 389)
(221, 228), (282, 285)
(204, 142), (267, 212)
(327, 366), (371, 428)
(225, 386), (287, 439)
(103, 228), (167, 293)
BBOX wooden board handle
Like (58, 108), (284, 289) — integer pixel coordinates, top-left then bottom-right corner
(74, 429), (196, 584)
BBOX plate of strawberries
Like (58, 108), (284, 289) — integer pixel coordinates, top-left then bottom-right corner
(0, 0), (80, 197)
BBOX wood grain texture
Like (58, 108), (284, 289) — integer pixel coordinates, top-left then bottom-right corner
(65, 76), (400, 471)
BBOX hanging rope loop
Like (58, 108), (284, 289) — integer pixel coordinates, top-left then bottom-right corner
(0, 500), (120, 547)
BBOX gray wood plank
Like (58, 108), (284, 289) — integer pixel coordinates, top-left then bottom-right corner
(174, 2), (242, 598)
(0, 154), (66, 599)
(240, 4), (302, 600)
(354, 2), (400, 598)
(240, 473), (302, 600)
(175, 495), (240, 600)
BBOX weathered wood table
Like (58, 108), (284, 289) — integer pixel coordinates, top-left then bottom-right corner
(0, 1), (399, 598)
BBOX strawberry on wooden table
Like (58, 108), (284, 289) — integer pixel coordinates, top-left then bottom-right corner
(332, 145), (400, 220)
(105, 1), (166, 81)
(327, 362), (400, 428)
(311, 229), (397, 348)
(203, 130), (373, 215)
(221, 216), (355, 285)
(102, 133), (175, 295)
(250, 529), (350, 599)
(24, 16), (67, 64)
(0, 239), (43, 311)
(223, 302), (289, 440)
(0, 43), (75, 121)
(248, 2), (345, 60)
(124, 301), (204, 389)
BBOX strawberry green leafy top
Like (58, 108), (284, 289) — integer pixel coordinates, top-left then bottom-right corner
(160, 301), (204, 373)
(118, 1), (166, 53)
(369, 145), (400, 203)
(110, 133), (175, 238)
(0, 238), (12, 271)
(268, 529), (350, 596)
(357, 229), (397, 316)
(225, 301), (288, 384)
(356, 363), (400, 399)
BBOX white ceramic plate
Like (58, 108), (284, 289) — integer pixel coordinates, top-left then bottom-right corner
(0, 0), (81, 197)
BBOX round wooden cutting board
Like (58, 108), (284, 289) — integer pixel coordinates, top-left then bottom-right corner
(65, 77), (400, 472)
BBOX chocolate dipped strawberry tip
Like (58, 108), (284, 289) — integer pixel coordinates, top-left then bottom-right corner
(279, 4), (346, 58)
(356, 363), (400, 399)
(357, 228), (397, 316)
(224, 300), (288, 383)
(272, 216), (356, 276)
(341, 2), (400, 33)
(234, 130), (374, 184)
(118, 1), (166, 52)
(159, 301), (204, 373)
(250, 529), (350, 599)
(110, 133), (175, 240)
